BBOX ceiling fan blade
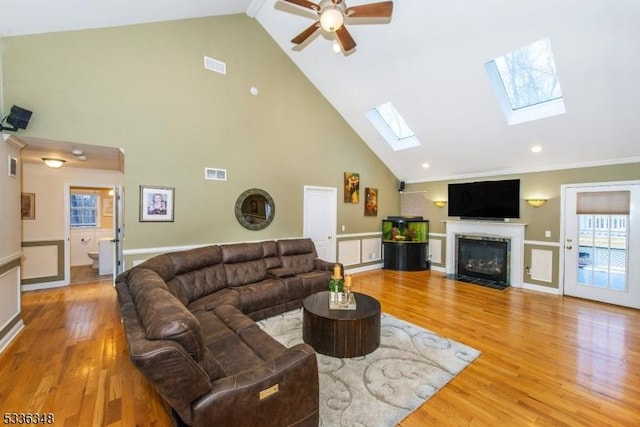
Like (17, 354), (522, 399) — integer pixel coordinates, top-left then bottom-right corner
(346, 1), (393, 18)
(335, 26), (356, 52)
(291, 22), (321, 44)
(283, 0), (321, 12)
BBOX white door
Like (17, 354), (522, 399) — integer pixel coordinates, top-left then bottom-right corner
(562, 181), (640, 308)
(303, 186), (337, 262)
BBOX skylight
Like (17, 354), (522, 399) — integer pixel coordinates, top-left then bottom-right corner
(365, 102), (421, 151)
(486, 37), (566, 125)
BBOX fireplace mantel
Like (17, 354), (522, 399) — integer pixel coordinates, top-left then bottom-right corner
(445, 220), (526, 287)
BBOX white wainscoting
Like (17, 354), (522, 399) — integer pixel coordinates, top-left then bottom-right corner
(337, 234), (382, 270)
(531, 248), (553, 283)
(0, 261), (24, 353)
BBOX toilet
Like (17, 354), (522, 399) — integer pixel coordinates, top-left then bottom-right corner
(87, 251), (99, 269)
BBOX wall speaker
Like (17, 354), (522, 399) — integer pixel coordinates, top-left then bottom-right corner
(7, 105), (33, 130)
(399, 181), (405, 193)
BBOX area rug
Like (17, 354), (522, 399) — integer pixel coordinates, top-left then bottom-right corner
(257, 308), (480, 426)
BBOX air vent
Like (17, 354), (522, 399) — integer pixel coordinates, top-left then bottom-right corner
(204, 56), (226, 75)
(205, 168), (227, 181)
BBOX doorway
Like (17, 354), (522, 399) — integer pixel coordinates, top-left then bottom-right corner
(561, 181), (640, 308)
(67, 185), (119, 285)
(303, 186), (337, 262)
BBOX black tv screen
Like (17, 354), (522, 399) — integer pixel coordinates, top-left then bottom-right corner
(448, 179), (520, 219)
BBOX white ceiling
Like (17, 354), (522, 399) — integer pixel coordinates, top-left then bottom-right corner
(2, 0), (640, 181)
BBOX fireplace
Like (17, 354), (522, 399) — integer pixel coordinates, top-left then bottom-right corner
(445, 220), (525, 288)
(456, 235), (510, 285)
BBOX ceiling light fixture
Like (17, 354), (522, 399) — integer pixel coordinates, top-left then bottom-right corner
(320, 6), (344, 32)
(42, 158), (66, 169)
(72, 149), (83, 156)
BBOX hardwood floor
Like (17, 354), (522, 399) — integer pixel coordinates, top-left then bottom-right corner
(1, 270), (639, 426)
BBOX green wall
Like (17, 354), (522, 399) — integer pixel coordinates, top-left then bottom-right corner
(2, 15), (399, 259)
(407, 162), (640, 288)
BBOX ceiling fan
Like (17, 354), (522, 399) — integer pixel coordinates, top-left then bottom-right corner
(282, 0), (393, 52)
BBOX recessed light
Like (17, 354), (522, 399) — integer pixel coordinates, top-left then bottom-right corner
(71, 149), (83, 156)
(531, 145), (542, 153)
(422, 162), (430, 168)
(77, 155), (87, 161)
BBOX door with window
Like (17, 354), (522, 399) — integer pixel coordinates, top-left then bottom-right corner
(562, 182), (640, 308)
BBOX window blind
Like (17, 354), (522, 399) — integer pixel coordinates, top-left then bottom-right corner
(576, 191), (630, 214)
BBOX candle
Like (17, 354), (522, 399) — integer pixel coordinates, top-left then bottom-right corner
(344, 275), (352, 288)
(333, 264), (341, 279)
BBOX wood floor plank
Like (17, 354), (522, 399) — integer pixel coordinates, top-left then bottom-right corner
(1, 270), (639, 426)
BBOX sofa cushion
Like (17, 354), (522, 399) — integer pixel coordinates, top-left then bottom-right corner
(262, 240), (282, 269)
(133, 276), (206, 362)
(196, 305), (287, 376)
(277, 239), (318, 275)
(222, 243), (269, 287)
(234, 279), (288, 315)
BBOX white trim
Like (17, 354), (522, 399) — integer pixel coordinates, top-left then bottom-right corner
(337, 231), (381, 239)
(0, 320), (24, 353)
(521, 281), (562, 295)
(344, 263), (383, 274)
(405, 157), (640, 184)
(22, 280), (67, 292)
(524, 240), (561, 248)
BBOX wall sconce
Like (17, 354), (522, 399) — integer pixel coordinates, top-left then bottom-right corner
(433, 201), (447, 208)
(526, 198), (547, 208)
(42, 158), (66, 169)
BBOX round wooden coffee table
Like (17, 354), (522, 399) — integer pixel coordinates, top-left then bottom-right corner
(302, 291), (381, 358)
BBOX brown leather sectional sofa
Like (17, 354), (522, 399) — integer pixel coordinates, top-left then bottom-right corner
(115, 238), (341, 427)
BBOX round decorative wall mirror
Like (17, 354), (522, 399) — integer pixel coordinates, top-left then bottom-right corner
(235, 188), (275, 230)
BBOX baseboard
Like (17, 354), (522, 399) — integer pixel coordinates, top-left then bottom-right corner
(0, 318), (24, 353)
(521, 281), (561, 295)
(344, 263), (383, 274)
(22, 280), (68, 292)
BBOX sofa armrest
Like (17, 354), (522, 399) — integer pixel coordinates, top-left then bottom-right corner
(315, 259), (343, 276)
(191, 343), (319, 427)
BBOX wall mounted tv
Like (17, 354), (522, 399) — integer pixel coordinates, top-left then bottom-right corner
(448, 179), (520, 219)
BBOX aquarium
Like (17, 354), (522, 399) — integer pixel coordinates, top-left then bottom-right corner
(382, 217), (429, 243)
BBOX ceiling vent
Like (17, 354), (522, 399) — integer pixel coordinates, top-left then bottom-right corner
(205, 167), (227, 181)
(204, 56), (226, 75)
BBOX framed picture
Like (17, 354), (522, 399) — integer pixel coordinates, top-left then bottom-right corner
(344, 172), (360, 203)
(140, 185), (174, 222)
(8, 156), (17, 177)
(21, 193), (35, 220)
(102, 197), (113, 217)
(364, 187), (378, 216)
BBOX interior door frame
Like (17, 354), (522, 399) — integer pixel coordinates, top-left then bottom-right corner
(64, 183), (122, 284)
(559, 180), (640, 303)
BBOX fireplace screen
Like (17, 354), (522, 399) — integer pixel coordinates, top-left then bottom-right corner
(456, 235), (510, 284)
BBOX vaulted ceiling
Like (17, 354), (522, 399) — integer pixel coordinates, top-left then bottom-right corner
(2, 0), (639, 182)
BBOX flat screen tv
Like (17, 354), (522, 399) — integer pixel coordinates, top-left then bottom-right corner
(448, 179), (520, 219)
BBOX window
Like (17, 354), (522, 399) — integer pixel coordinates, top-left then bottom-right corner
(365, 102), (421, 151)
(486, 37), (566, 125)
(70, 192), (98, 227)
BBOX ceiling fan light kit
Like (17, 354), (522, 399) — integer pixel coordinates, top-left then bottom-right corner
(284, 0), (393, 53)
